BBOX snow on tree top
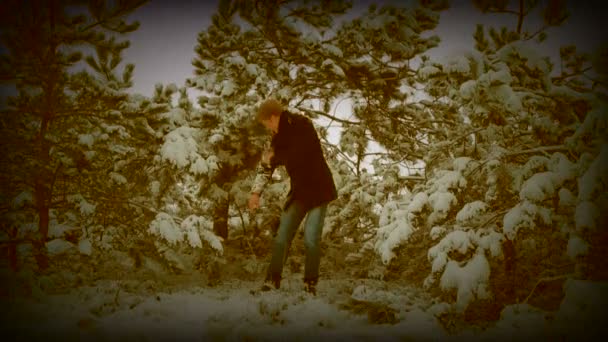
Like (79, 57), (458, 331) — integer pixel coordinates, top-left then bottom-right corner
(160, 126), (202, 169)
(439, 252), (491, 311)
(452, 157), (473, 173)
(407, 192), (428, 213)
(443, 55), (470, 74)
(479, 63), (513, 85)
(519, 171), (561, 203)
(456, 201), (488, 225)
(226, 55), (246, 69)
(419, 65), (442, 81)
(575, 201), (600, 232)
(322, 43), (343, 58)
(502, 201), (551, 240)
(578, 144), (608, 201)
(567, 235), (589, 259)
(428, 170), (467, 193)
(78, 134), (95, 148)
(496, 41), (551, 74)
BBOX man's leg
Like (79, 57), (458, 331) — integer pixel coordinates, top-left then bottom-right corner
(265, 200), (306, 288)
(302, 204), (327, 293)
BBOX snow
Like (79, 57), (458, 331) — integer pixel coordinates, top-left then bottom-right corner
(79, 199), (96, 216)
(431, 251), (447, 273)
(429, 170), (466, 193)
(149, 213), (182, 245)
(574, 201), (600, 231)
(226, 55), (246, 68)
(149, 181), (160, 195)
(189, 157), (209, 175)
(429, 230), (473, 258)
(84, 150), (96, 161)
(109, 172), (127, 185)
(558, 188), (577, 207)
(199, 230), (223, 255)
(245, 63), (259, 76)
(1, 279), (454, 341)
(378, 200), (398, 227)
(163, 108), (187, 128)
(459, 80), (476, 99)
(490, 84), (522, 113)
(496, 41), (551, 74)
(452, 156), (472, 172)
(483, 303), (552, 339)
(182, 226), (203, 248)
(12, 191), (34, 208)
(100, 124), (130, 139)
(548, 152), (577, 183)
(375, 219), (414, 265)
(577, 143), (608, 201)
(439, 252), (491, 311)
(547, 279), (608, 339)
(471, 228), (504, 258)
(407, 192), (428, 213)
(571, 104), (608, 143)
(443, 55), (470, 74)
(277, 86), (292, 99)
(78, 238), (93, 255)
(455, 201), (488, 224)
(351, 284), (397, 303)
(429, 226), (445, 240)
(160, 126), (202, 169)
(428, 191), (457, 222)
(566, 234), (589, 259)
(49, 223), (78, 238)
(418, 65), (441, 80)
(78, 134), (95, 148)
(481, 63), (513, 85)
(503, 201), (551, 240)
(220, 80), (236, 97)
(323, 43), (343, 58)
(46, 239), (75, 255)
(519, 172), (560, 202)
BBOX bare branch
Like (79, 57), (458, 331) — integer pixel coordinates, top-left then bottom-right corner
(504, 145), (568, 157)
(297, 106), (360, 125)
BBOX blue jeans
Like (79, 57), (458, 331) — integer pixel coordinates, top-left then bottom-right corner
(267, 200), (327, 282)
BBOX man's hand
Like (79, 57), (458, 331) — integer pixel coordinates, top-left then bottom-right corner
(248, 192), (261, 212)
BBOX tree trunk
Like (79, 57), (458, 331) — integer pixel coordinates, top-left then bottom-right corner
(7, 225), (18, 271)
(213, 199), (229, 240)
(34, 116), (52, 271)
(34, 179), (50, 270)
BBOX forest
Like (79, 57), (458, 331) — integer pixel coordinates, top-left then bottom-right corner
(1, 0), (606, 340)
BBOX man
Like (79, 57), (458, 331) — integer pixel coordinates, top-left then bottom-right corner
(248, 98), (337, 295)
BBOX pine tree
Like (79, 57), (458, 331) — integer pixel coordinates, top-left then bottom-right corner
(183, 0), (448, 243)
(0, 0), (147, 269)
(371, 0), (608, 315)
(186, 0), (354, 239)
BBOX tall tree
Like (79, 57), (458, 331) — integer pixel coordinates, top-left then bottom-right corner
(183, 0), (448, 240)
(0, 0), (147, 269)
(370, 0), (608, 317)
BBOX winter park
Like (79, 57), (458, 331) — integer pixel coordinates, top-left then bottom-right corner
(1, 0), (607, 340)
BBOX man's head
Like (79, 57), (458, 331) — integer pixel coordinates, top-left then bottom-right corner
(256, 98), (283, 134)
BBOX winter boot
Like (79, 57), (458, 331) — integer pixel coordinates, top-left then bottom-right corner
(258, 274), (281, 292)
(304, 279), (317, 295)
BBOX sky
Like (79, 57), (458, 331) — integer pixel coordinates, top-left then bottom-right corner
(122, 0), (607, 97)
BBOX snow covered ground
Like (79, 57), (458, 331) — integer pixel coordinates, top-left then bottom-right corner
(2, 274), (607, 341)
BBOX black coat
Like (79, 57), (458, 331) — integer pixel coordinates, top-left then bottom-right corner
(270, 111), (337, 211)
